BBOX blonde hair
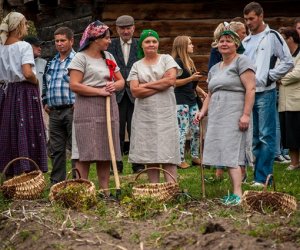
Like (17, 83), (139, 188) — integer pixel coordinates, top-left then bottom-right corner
(13, 18), (27, 38)
(211, 21), (246, 48)
(171, 35), (196, 75)
(211, 22), (227, 48)
(228, 21), (245, 34)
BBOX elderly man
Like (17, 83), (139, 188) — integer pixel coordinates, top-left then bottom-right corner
(108, 15), (144, 174)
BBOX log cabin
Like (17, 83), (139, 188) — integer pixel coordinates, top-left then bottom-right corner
(1, 0), (299, 79)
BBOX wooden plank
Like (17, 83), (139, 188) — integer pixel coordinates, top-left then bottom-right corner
(102, 2), (300, 20)
(153, 37), (212, 55)
(106, 17), (298, 38)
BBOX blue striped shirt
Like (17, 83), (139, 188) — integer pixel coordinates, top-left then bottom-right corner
(42, 49), (76, 107)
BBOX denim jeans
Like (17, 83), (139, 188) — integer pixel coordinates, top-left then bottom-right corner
(253, 89), (276, 183)
(275, 109), (289, 157)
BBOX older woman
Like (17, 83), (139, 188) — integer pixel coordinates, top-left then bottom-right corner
(196, 30), (256, 205)
(278, 27), (300, 170)
(68, 20), (124, 194)
(128, 29), (182, 183)
(208, 21), (248, 180)
(0, 12), (47, 175)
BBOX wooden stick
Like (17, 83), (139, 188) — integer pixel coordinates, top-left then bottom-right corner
(199, 120), (206, 198)
(106, 96), (121, 196)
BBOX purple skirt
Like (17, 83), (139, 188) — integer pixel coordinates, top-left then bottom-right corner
(0, 81), (48, 176)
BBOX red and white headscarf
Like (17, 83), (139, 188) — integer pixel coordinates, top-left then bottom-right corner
(78, 20), (110, 52)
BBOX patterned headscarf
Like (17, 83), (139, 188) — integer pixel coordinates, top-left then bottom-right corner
(218, 30), (244, 52)
(78, 20), (110, 52)
(137, 29), (159, 59)
(0, 12), (25, 45)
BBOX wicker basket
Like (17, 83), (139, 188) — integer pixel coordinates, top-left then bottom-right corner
(132, 167), (179, 202)
(49, 169), (96, 209)
(0, 157), (46, 200)
(242, 174), (297, 214)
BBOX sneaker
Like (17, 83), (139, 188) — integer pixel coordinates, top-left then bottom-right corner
(274, 155), (289, 164)
(250, 181), (264, 187)
(283, 155), (291, 161)
(287, 165), (300, 171)
(221, 194), (241, 206)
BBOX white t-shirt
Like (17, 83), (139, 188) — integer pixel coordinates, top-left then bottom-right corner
(0, 41), (35, 82)
(243, 32), (265, 64)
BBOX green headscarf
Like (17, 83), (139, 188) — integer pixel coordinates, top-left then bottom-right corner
(218, 30), (245, 54)
(137, 29), (160, 59)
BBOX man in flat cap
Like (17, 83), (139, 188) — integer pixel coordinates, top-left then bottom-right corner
(108, 15), (144, 174)
(24, 35), (49, 140)
(24, 36), (47, 94)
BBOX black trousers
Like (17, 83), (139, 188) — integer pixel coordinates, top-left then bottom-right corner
(118, 92), (134, 154)
(117, 92), (144, 172)
(49, 107), (74, 183)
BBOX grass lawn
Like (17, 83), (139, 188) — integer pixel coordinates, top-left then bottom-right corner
(1, 156), (300, 249)
(44, 155), (300, 201)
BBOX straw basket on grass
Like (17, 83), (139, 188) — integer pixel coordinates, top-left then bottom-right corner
(132, 167), (179, 202)
(0, 157), (46, 200)
(242, 174), (297, 214)
(49, 169), (96, 210)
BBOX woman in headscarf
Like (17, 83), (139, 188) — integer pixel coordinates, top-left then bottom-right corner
(128, 29), (182, 183)
(195, 30), (256, 205)
(68, 20), (124, 195)
(208, 21), (248, 181)
(0, 12), (47, 176)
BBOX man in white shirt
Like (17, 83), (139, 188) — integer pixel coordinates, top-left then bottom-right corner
(243, 2), (293, 186)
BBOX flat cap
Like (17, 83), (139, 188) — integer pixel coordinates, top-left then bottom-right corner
(116, 15), (134, 27)
(24, 36), (44, 46)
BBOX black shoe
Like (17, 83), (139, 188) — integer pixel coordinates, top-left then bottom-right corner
(132, 164), (145, 174)
(111, 161), (123, 174)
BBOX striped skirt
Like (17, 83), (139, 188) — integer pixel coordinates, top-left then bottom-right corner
(73, 94), (121, 161)
(0, 81), (48, 176)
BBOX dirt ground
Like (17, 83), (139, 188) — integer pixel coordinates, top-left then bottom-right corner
(0, 197), (299, 250)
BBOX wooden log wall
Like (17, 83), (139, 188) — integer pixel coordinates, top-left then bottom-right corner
(3, 0), (300, 80)
(100, 1), (300, 74)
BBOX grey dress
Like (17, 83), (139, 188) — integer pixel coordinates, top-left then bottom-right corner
(127, 54), (182, 165)
(68, 51), (121, 161)
(203, 55), (255, 167)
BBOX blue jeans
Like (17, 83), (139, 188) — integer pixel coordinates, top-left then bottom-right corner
(275, 109), (289, 157)
(253, 89), (276, 184)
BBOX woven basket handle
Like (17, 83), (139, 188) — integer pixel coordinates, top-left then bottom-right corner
(63, 168), (82, 189)
(1, 157), (40, 185)
(66, 168), (81, 180)
(263, 174), (276, 192)
(134, 167), (177, 183)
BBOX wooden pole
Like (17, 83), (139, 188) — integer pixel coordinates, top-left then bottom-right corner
(200, 120), (206, 198)
(106, 96), (121, 197)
